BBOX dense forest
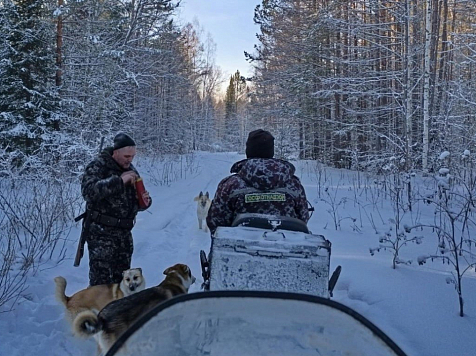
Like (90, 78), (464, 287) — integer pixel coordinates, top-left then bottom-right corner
(1, 0), (223, 173)
(2, 0), (476, 173)
(247, 0), (476, 172)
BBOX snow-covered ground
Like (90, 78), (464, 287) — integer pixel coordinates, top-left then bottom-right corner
(0, 151), (475, 356)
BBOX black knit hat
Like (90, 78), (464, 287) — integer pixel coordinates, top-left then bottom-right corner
(245, 129), (274, 158)
(113, 133), (136, 150)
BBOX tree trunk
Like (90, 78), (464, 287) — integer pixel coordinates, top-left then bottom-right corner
(422, 0), (432, 171)
(55, 0), (63, 87)
(404, 0), (412, 171)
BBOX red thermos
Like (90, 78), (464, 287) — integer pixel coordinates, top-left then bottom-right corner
(135, 178), (148, 208)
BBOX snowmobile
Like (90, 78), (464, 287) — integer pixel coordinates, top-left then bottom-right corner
(105, 214), (407, 356)
(199, 213), (341, 298)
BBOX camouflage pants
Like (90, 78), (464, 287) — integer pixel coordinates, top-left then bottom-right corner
(87, 222), (133, 286)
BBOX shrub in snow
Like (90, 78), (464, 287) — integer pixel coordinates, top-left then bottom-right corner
(141, 153), (200, 186)
(369, 219), (422, 269)
(320, 177), (357, 231)
(369, 168), (418, 269)
(0, 172), (80, 310)
(411, 165), (476, 317)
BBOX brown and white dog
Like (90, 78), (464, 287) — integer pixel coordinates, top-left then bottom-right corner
(72, 263), (195, 354)
(54, 268), (146, 324)
(194, 191), (211, 232)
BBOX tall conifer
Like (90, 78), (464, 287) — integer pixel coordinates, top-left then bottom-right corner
(0, 0), (61, 154)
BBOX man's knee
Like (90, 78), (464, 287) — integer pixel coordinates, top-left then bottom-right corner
(88, 252), (120, 285)
(89, 264), (113, 285)
(89, 256), (131, 286)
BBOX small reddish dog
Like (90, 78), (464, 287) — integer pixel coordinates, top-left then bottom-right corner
(54, 268), (146, 325)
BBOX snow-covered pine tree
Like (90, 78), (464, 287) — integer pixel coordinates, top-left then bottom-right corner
(223, 70), (247, 150)
(0, 0), (62, 156)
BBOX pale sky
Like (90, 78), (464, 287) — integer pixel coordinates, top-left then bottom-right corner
(176, 0), (261, 81)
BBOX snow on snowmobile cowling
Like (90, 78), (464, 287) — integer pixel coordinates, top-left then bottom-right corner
(202, 213), (334, 298)
(106, 291), (408, 356)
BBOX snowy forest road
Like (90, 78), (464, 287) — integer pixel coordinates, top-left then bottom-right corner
(1, 151), (475, 356)
(132, 152), (239, 293)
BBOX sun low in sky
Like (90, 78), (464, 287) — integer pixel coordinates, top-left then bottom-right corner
(177, 0), (261, 82)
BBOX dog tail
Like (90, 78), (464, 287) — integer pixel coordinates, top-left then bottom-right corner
(73, 310), (102, 338)
(54, 276), (69, 307)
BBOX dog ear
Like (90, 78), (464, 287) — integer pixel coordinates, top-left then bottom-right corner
(137, 267), (142, 274)
(205, 192), (209, 198)
(199, 191), (203, 198)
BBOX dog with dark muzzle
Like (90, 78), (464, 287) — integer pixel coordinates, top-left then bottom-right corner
(73, 263), (195, 354)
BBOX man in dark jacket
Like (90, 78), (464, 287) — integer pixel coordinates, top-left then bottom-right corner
(81, 133), (151, 286)
(206, 129), (309, 234)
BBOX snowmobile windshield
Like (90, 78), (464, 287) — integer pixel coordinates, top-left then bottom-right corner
(106, 291), (408, 356)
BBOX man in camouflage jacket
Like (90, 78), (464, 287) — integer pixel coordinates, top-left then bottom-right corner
(206, 129), (309, 234)
(81, 133), (151, 286)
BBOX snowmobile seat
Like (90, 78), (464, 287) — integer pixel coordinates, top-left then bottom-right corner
(231, 213), (310, 233)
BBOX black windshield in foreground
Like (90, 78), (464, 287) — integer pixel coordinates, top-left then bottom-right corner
(106, 290), (408, 356)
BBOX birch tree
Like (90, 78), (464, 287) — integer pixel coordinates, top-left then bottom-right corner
(422, 0), (432, 171)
